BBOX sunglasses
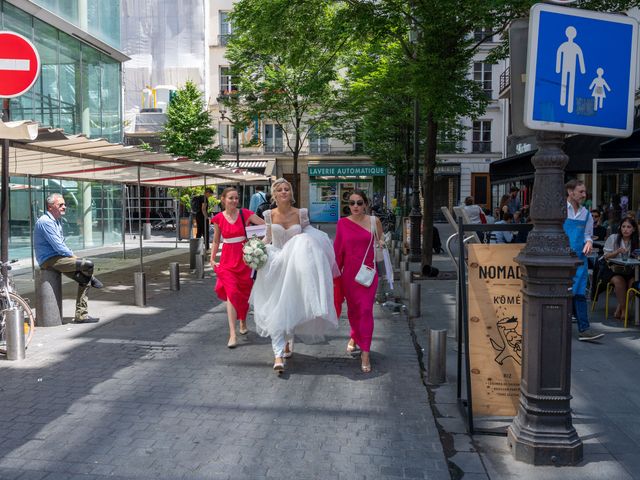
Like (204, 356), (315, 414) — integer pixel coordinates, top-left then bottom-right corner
(349, 200), (364, 206)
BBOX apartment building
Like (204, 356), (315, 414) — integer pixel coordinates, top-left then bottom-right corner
(436, 30), (509, 212)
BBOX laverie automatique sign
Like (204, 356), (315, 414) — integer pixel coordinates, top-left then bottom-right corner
(308, 165), (387, 177)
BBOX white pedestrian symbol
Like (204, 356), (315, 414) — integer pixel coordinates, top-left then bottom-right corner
(589, 67), (611, 111)
(555, 26), (585, 113)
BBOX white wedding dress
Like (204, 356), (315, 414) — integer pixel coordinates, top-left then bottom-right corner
(250, 208), (339, 343)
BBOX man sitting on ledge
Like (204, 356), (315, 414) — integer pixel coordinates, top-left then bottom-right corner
(34, 193), (103, 324)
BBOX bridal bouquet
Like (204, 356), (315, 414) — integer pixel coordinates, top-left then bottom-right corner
(243, 237), (268, 270)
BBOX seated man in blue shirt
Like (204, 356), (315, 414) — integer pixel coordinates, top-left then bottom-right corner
(492, 212), (515, 243)
(34, 193), (103, 323)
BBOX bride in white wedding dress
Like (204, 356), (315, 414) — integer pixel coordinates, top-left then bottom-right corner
(250, 178), (339, 373)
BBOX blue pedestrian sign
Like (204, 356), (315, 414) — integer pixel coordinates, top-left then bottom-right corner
(524, 3), (638, 137)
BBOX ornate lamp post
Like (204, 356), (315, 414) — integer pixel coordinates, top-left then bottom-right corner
(507, 131), (583, 465)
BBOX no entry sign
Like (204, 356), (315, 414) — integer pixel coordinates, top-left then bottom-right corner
(0, 31), (40, 98)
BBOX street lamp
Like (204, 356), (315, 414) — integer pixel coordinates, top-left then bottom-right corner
(408, 19), (422, 266)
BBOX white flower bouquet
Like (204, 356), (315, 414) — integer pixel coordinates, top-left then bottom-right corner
(242, 236), (268, 270)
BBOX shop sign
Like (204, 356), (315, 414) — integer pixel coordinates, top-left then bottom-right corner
(467, 243), (524, 417)
(308, 165), (387, 177)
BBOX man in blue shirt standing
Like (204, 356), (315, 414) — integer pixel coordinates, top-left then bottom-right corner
(249, 185), (267, 213)
(34, 193), (103, 323)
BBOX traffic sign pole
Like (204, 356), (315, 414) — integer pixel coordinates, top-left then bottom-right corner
(0, 31), (40, 274)
(1, 99), (10, 277)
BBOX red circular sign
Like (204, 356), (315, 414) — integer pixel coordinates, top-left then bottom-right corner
(0, 31), (41, 98)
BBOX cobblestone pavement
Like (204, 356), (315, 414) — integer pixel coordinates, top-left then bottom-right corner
(0, 249), (449, 480)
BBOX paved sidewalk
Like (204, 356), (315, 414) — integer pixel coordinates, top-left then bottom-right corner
(414, 229), (640, 480)
(0, 242), (449, 479)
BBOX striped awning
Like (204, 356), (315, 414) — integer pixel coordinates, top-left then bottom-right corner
(4, 127), (268, 186)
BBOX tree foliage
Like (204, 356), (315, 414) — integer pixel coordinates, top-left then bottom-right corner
(226, 0), (355, 191)
(161, 81), (222, 164)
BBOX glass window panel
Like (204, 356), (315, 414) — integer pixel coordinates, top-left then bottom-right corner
(100, 56), (122, 142)
(87, 0), (120, 49)
(82, 45), (102, 137)
(33, 19), (60, 128)
(58, 32), (82, 134)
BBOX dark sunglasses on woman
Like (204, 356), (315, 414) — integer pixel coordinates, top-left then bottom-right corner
(349, 200), (364, 206)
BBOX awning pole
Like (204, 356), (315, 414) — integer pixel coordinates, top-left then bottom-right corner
(592, 158), (598, 210)
(28, 175), (35, 278)
(121, 184), (126, 260)
(138, 166), (143, 271)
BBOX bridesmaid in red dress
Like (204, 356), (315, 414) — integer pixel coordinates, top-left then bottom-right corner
(333, 190), (384, 373)
(210, 187), (264, 348)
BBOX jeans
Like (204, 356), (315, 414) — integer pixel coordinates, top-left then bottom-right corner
(573, 295), (590, 333)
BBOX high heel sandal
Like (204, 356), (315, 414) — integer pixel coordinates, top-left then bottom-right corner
(227, 337), (237, 349)
(239, 323), (249, 335)
(346, 340), (359, 355)
(283, 339), (294, 358)
(273, 357), (285, 373)
(361, 361), (371, 373)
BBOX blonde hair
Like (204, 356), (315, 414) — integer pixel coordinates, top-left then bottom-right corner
(270, 178), (295, 205)
(220, 187), (238, 208)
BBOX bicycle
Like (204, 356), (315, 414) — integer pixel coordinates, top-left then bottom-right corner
(0, 260), (35, 356)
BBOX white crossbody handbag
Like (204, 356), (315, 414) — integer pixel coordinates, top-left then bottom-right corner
(354, 217), (376, 287)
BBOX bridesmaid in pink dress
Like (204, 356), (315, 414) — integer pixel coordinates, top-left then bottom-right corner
(333, 190), (384, 373)
(210, 187), (264, 348)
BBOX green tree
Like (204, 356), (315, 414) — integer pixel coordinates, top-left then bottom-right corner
(226, 0), (354, 193)
(343, 0), (639, 269)
(161, 80), (222, 164)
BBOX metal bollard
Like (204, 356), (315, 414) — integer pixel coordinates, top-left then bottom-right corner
(402, 269), (412, 298)
(143, 222), (151, 240)
(134, 271), (147, 307)
(428, 329), (447, 384)
(409, 282), (421, 318)
(393, 248), (401, 270)
(5, 308), (25, 361)
(169, 262), (180, 291)
(195, 253), (205, 279)
(189, 238), (203, 269)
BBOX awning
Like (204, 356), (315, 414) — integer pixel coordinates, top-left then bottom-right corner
(4, 127), (269, 187)
(221, 158), (276, 177)
(490, 133), (614, 183)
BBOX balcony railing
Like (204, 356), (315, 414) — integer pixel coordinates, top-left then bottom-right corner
(499, 66), (511, 96)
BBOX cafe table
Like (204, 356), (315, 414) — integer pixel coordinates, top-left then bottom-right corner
(608, 257), (640, 326)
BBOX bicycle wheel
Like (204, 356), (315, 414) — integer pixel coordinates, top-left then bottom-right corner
(0, 293), (35, 355)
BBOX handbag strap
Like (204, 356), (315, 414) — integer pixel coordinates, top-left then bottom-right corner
(238, 209), (248, 239)
(360, 216), (375, 268)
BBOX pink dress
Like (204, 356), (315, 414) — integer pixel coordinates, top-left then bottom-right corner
(211, 209), (254, 321)
(333, 217), (378, 352)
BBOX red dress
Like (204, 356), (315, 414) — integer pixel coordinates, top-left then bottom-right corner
(333, 217), (378, 352)
(211, 209), (254, 321)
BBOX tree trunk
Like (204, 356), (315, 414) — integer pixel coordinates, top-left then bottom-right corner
(421, 113), (437, 268)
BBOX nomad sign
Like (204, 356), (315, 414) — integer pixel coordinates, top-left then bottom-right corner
(0, 31), (41, 98)
(308, 166), (387, 177)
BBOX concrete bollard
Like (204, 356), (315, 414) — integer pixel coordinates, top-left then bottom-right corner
(134, 271), (146, 307)
(143, 222), (151, 240)
(189, 237), (203, 269)
(409, 282), (421, 318)
(428, 329), (447, 384)
(169, 262), (180, 291)
(35, 269), (63, 327)
(5, 308), (25, 361)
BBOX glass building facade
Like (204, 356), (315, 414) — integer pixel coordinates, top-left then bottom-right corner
(0, 1), (125, 260)
(1, 1), (123, 142)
